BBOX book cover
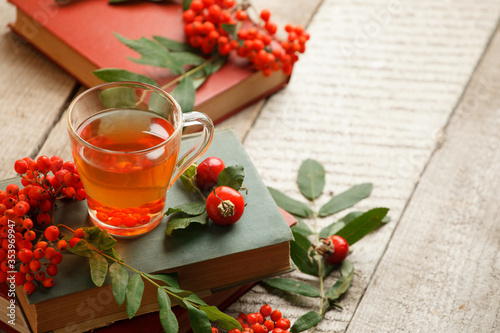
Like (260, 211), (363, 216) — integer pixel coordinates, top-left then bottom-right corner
(6, 128), (294, 332)
(7, 0), (289, 123)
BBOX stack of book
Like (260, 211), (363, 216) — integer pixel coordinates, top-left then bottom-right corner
(7, 0), (290, 124)
(0, 129), (295, 332)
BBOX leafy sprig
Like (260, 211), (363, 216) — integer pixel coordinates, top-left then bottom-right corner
(68, 226), (242, 332)
(262, 159), (390, 332)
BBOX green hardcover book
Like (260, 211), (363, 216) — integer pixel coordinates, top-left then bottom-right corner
(7, 128), (294, 333)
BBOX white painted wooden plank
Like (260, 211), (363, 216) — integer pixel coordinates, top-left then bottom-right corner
(227, 0), (500, 331)
(0, 1), (76, 179)
(346, 25), (500, 332)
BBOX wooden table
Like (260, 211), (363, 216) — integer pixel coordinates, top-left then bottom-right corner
(2, 0), (500, 332)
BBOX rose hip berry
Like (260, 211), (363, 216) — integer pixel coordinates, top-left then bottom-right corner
(325, 235), (349, 264)
(196, 156), (225, 191)
(206, 186), (245, 225)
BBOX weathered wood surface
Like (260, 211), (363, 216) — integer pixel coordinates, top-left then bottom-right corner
(2, 0), (500, 332)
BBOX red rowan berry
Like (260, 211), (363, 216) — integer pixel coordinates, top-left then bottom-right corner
(211, 328), (219, 333)
(23, 281), (36, 295)
(228, 329), (241, 333)
(50, 251), (63, 265)
(20, 262), (30, 274)
(45, 246), (57, 260)
(69, 237), (81, 248)
(46, 264), (58, 276)
(24, 230), (36, 242)
(73, 227), (85, 238)
(42, 277), (55, 288)
(183, 9), (196, 23)
(33, 247), (45, 260)
(36, 155), (51, 173)
(96, 212), (109, 222)
(247, 313), (259, 325)
(275, 318), (290, 330)
(57, 239), (68, 251)
(263, 320), (274, 331)
(260, 9), (271, 22)
(29, 259), (41, 272)
(50, 159), (63, 174)
(35, 271), (46, 282)
(251, 323), (267, 333)
(270, 309), (282, 322)
(13, 202), (28, 217)
(25, 272), (35, 282)
(62, 161), (76, 172)
(190, 0), (203, 13)
(14, 159), (28, 174)
(36, 241), (48, 249)
(39, 199), (52, 213)
(6, 184), (19, 197)
(18, 249), (33, 263)
(235, 10), (248, 21)
(44, 226), (59, 241)
(260, 304), (272, 318)
(264, 22), (277, 35)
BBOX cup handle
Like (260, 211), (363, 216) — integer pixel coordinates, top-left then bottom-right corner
(168, 111), (214, 189)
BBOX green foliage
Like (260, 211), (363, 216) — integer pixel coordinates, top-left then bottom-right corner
(266, 159), (390, 332)
(217, 165), (245, 190)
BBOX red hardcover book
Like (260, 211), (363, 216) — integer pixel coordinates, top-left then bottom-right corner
(7, 0), (289, 123)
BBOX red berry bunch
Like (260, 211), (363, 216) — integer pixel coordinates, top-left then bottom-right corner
(0, 156), (87, 295)
(212, 304), (291, 333)
(183, 0), (309, 76)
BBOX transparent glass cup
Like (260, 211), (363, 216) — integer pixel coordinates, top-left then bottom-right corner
(67, 82), (213, 237)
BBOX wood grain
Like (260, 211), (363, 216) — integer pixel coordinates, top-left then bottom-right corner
(0, 1), (76, 178)
(346, 24), (500, 333)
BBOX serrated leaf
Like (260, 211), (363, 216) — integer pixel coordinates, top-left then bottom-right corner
(67, 239), (93, 258)
(186, 303), (212, 333)
(290, 311), (323, 333)
(297, 159), (325, 200)
(217, 165), (244, 190)
(115, 33), (185, 75)
(153, 36), (197, 52)
(170, 52), (206, 67)
(158, 287), (179, 333)
(166, 202), (206, 216)
(291, 217), (313, 237)
(319, 183), (373, 217)
(199, 305), (242, 330)
(126, 273), (144, 319)
(89, 252), (108, 287)
(166, 212), (208, 236)
(144, 272), (180, 289)
(109, 262), (128, 306)
(170, 76), (196, 113)
(262, 278), (320, 297)
(335, 208), (389, 245)
(268, 187), (313, 218)
(290, 239), (319, 276)
(94, 68), (158, 86)
(319, 211), (364, 238)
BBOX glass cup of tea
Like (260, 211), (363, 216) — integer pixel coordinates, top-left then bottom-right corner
(67, 81), (213, 237)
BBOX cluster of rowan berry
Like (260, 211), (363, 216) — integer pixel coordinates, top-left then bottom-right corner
(183, 0), (309, 76)
(0, 156), (87, 295)
(212, 304), (292, 333)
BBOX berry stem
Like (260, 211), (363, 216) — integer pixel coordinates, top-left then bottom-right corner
(57, 224), (75, 234)
(311, 197), (325, 317)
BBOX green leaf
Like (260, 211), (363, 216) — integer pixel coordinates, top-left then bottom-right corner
(170, 76), (196, 113)
(89, 229), (116, 251)
(93, 68), (158, 87)
(290, 311), (323, 333)
(217, 165), (244, 190)
(180, 163), (198, 193)
(126, 273), (144, 319)
(199, 305), (242, 330)
(319, 211), (364, 238)
(183, 0), (194, 11)
(335, 208), (389, 245)
(291, 217), (313, 237)
(324, 260), (354, 303)
(158, 287), (179, 333)
(268, 187), (313, 218)
(166, 202), (206, 216)
(153, 36), (197, 52)
(170, 52), (206, 67)
(203, 56), (226, 76)
(319, 183), (373, 217)
(221, 23), (237, 37)
(186, 303), (212, 333)
(291, 230), (313, 253)
(262, 278), (320, 297)
(166, 212), (208, 236)
(89, 252), (108, 287)
(297, 159), (325, 200)
(67, 239), (93, 258)
(290, 236), (319, 276)
(144, 272), (180, 289)
(115, 33), (185, 75)
(109, 262), (128, 306)
(184, 293), (208, 306)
